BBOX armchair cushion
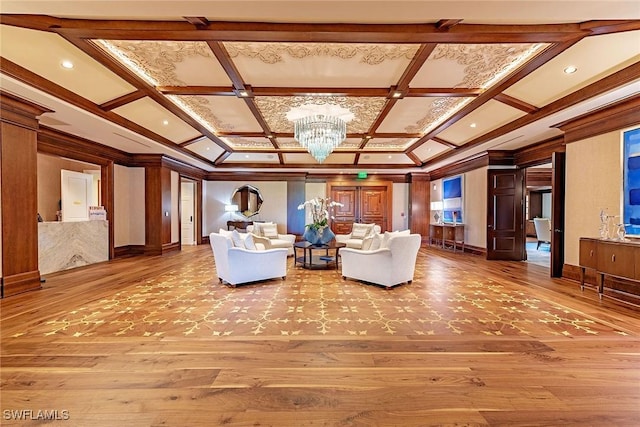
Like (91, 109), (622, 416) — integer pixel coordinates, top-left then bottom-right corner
(341, 233), (421, 288)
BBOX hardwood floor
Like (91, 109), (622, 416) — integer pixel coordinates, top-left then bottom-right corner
(1, 244), (639, 426)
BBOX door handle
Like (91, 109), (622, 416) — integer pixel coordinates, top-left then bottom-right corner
(488, 224), (493, 229)
(554, 229), (562, 233)
(190, 216), (193, 223)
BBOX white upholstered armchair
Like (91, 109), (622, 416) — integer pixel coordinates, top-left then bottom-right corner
(209, 233), (288, 287)
(335, 223), (381, 249)
(341, 233), (422, 288)
(246, 223), (296, 256)
(533, 218), (551, 250)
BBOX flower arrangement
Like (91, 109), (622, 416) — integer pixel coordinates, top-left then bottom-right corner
(297, 197), (344, 231)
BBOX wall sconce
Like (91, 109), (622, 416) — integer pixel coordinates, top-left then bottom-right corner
(224, 204), (238, 219)
(430, 201), (443, 223)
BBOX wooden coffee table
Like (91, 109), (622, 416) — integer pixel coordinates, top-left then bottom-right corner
(293, 241), (346, 270)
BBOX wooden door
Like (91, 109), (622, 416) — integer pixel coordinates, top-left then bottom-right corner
(332, 187), (357, 234)
(551, 152), (566, 277)
(487, 169), (525, 261)
(181, 181), (195, 245)
(360, 187), (387, 231)
(329, 183), (390, 233)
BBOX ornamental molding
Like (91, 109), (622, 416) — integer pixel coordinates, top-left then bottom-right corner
(98, 40), (214, 86)
(224, 42), (420, 65)
(429, 43), (547, 88)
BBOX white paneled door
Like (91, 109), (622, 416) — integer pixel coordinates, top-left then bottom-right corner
(181, 181), (195, 245)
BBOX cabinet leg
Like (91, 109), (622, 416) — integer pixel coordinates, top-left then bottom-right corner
(580, 267), (585, 291)
(597, 273), (604, 298)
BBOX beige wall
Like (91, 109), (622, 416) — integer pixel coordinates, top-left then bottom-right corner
(113, 165), (145, 247)
(565, 130), (623, 266)
(392, 183), (410, 231)
(37, 153), (99, 222)
(465, 167), (488, 248)
(203, 181), (288, 235)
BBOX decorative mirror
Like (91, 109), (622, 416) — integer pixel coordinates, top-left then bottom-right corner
(231, 185), (264, 218)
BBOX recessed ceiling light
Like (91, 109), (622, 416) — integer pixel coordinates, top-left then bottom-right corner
(388, 155), (392, 159)
(564, 65), (577, 74)
(206, 147), (210, 151)
(392, 91), (402, 98)
(61, 60), (74, 69)
(245, 154), (250, 159)
(470, 123), (477, 128)
(162, 120), (169, 125)
(239, 90), (248, 97)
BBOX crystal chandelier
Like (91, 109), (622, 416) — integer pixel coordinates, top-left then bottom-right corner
(287, 104), (354, 163)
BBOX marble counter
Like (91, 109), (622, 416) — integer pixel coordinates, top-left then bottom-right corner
(38, 220), (109, 275)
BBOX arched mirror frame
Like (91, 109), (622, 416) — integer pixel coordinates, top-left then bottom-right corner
(231, 184), (264, 218)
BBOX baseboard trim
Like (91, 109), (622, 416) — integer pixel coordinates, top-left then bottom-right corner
(114, 245), (145, 258)
(2, 270), (41, 298)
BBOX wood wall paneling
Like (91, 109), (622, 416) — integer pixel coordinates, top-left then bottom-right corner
(0, 93), (51, 297)
(287, 180), (306, 236)
(409, 175), (430, 240)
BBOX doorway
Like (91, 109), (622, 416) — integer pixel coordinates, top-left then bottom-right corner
(180, 179), (196, 246)
(524, 164), (552, 268)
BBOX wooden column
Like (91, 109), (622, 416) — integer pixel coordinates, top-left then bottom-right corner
(0, 93), (51, 297)
(144, 158), (175, 255)
(409, 174), (430, 242)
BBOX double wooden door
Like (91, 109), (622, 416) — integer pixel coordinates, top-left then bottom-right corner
(330, 184), (390, 234)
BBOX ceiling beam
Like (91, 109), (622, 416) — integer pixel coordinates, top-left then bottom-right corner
(494, 93), (539, 114)
(99, 90), (146, 111)
(13, 15), (617, 43)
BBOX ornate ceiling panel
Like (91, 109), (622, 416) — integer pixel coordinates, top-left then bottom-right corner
(224, 42), (419, 87)
(411, 43), (548, 88)
(96, 40), (232, 86)
(175, 95), (263, 135)
(377, 97), (474, 135)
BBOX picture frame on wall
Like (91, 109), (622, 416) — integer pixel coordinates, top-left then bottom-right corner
(623, 127), (640, 237)
(442, 174), (463, 223)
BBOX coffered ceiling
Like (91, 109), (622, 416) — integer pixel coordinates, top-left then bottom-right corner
(1, 1), (639, 173)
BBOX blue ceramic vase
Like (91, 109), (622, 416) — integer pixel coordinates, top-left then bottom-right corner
(303, 226), (335, 246)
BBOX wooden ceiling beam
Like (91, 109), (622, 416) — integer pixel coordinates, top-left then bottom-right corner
(99, 90), (146, 111)
(494, 93), (539, 114)
(432, 137), (459, 149)
(12, 15), (611, 43)
(435, 19), (463, 31)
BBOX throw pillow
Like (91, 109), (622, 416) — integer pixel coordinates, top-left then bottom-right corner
(231, 230), (246, 248)
(244, 233), (257, 250)
(218, 228), (234, 239)
(262, 224), (279, 239)
(351, 223), (374, 240)
(250, 233), (271, 250)
(252, 222), (274, 237)
(369, 233), (383, 250)
(361, 235), (374, 250)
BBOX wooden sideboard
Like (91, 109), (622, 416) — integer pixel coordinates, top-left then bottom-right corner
(429, 223), (465, 252)
(579, 237), (640, 298)
(227, 220), (253, 231)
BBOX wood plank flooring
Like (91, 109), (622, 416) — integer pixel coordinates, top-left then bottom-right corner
(1, 244), (639, 426)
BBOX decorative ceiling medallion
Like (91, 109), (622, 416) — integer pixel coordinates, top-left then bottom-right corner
(336, 141), (361, 149)
(429, 43), (548, 88)
(255, 96), (385, 133)
(224, 42), (420, 65)
(96, 40), (213, 86)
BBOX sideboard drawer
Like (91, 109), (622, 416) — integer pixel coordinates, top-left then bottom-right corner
(597, 242), (635, 278)
(579, 238), (598, 269)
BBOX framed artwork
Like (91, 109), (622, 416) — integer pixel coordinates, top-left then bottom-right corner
(442, 174), (463, 223)
(623, 127), (640, 237)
